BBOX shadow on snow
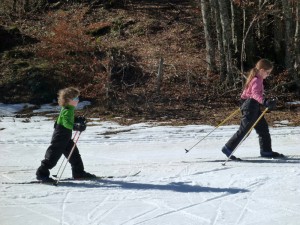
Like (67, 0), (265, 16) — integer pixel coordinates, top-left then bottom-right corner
(57, 179), (249, 194)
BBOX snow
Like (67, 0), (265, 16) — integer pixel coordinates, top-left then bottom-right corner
(1, 104), (300, 225)
(0, 103), (34, 116)
(286, 101), (300, 105)
(0, 101), (91, 116)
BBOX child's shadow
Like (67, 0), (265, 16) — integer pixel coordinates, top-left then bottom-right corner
(58, 179), (249, 194)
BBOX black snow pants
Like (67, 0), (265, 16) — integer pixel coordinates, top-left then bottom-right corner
(225, 98), (272, 153)
(36, 123), (84, 177)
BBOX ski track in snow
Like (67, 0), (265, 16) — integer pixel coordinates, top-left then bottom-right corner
(61, 191), (71, 225)
(233, 181), (267, 225)
(132, 194), (228, 225)
(1, 116), (300, 225)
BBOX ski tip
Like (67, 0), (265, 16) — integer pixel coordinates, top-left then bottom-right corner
(185, 149), (189, 153)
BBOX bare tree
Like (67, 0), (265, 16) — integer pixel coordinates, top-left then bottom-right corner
(196, 0), (299, 93)
(24, 0), (30, 12)
(294, 0), (300, 73)
(200, 0), (217, 75)
(13, 0), (17, 12)
(210, 0), (226, 80)
(230, 0), (238, 54)
(217, 0), (233, 84)
(281, 0), (293, 71)
(280, 0), (300, 92)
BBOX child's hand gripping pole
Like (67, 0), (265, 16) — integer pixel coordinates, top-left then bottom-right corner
(185, 108), (240, 153)
(222, 107), (269, 166)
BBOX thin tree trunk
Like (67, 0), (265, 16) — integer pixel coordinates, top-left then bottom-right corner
(230, 0), (238, 54)
(240, 1), (268, 76)
(281, 0), (293, 71)
(13, 0), (17, 12)
(200, 0), (217, 75)
(294, 0), (300, 73)
(241, 14), (258, 74)
(217, 0), (233, 84)
(24, 0), (30, 12)
(156, 57), (164, 95)
(241, 7), (246, 79)
(210, 0), (226, 80)
(106, 53), (113, 99)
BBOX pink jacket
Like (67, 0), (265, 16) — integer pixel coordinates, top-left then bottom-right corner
(241, 76), (264, 104)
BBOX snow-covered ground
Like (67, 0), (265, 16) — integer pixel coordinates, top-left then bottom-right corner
(0, 104), (299, 225)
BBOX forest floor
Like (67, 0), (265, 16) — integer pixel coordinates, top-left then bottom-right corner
(1, 1), (299, 126)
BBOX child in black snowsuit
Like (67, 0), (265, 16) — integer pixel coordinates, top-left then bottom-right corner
(221, 59), (285, 160)
(36, 87), (95, 182)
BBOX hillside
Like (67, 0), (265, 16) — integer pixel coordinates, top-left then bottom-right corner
(0, 1), (299, 125)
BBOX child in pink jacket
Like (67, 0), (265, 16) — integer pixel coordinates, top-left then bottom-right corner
(221, 59), (285, 160)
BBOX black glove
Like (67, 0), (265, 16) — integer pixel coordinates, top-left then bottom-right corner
(73, 116), (87, 132)
(74, 116), (86, 124)
(73, 123), (86, 132)
(263, 98), (276, 110)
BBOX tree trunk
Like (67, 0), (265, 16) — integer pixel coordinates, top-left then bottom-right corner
(156, 57), (164, 95)
(13, 0), (17, 12)
(281, 0), (293, 71)
(217, 0), (233, 84)
(240, 7), (246, 77)
(280, 0), (300, 94)
(241, 8), (259, 75)
(210, 0), (226, 80)
(230, 0), (238, 54)
(273, 12), (285, 66)
(24, 0), (30, 12)
(200, 0), (217, 75)
(294, 0), (300, 73)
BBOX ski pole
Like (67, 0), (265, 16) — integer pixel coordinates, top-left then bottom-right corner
(54, 131), (82, 186)
(222, 107), (269, 166)
(53, 131), (79, 178)
(185, 107), (240, 153)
